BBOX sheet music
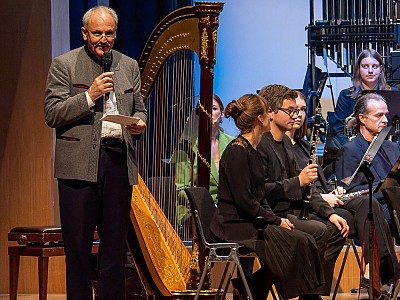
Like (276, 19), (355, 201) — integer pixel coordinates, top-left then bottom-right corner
(100, 114), (141, 126)
(162, 111), (198, 164)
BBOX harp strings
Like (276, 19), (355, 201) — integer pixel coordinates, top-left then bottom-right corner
(137, 49), (198, 243)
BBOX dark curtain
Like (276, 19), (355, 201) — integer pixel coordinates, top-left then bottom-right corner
(69, 0), (88, 50)
(69, 0), (193, 60)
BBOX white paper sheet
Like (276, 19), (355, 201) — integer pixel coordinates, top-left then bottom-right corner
(100, 114), (141, 126)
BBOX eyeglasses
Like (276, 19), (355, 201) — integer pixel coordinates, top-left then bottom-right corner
(278, 107), (302, 117)
(85, 28), (116, 42)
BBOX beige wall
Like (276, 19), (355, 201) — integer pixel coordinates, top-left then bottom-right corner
(0, 0), (66, 293)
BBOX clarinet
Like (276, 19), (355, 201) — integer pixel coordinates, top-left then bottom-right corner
(298, 108), (322, 220)
(341, 189), (369, 203)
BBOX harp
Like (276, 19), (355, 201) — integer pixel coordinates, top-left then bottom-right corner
(126, 2), (224, 298)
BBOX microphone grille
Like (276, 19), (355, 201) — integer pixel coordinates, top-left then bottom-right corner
(102, 52), (112, 70)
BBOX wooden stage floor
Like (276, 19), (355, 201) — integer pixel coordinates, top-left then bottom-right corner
(0, 293), (371, 299)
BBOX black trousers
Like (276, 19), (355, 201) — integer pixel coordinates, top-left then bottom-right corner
(344, 195), (400, 284)
(288, 213), (345, 295)
(58, 144), (132, 300)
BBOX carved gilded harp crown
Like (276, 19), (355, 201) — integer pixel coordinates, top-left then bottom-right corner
(140, 2), (224, 100)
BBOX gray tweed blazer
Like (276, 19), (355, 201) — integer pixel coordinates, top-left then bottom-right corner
(44, 46), (147, 185)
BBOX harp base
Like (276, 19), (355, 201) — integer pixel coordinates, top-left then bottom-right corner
(171, 288), (222, 299)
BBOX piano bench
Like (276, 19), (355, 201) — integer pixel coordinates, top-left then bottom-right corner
(8, 225), (99, 300)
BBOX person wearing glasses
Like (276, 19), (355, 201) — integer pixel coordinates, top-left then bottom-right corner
(289, 91), (400, 292)
(257, 84), (349, 300)
(44, 6), (147, 300)
(209, 94), (324, 300)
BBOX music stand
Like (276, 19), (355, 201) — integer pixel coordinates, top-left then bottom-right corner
(342, 126), (392, 300)
(163, 110), (198, 165)
(306, 72), (328, 120)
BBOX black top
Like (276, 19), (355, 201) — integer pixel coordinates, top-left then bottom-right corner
(211, 137), (325, 299)
(216, 135), (280, 225)
(271, 138), (291, 176)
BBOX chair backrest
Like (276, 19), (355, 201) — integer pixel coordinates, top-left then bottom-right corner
(184, 187), (217, 245)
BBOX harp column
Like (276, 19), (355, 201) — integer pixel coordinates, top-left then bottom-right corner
(185, 2), (224, 293)
(195, 2), (224, 189)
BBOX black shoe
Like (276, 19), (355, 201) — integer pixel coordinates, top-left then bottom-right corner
(232, 270), (271, 300)
(388, 278), (400, 299)
(233, 288), (246, 300)
(361, 276), (370, 290)
(231, 278), (249, 300)
(357, 277), (372, 299)
(361, 277), (389, 299)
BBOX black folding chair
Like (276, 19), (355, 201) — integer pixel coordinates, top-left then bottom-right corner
(184, 187), (280, 300)
(331, 237), (362, 300)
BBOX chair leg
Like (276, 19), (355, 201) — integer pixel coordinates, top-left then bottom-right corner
(215, 262), (232, 300)
(194, 260), (211, 300)
(350, 239), (362, 269)
(236, 258), (253, 300)
(222, 269), (234, 300)
(332, 239), (351, 300)
(9, 254), (20, 300)
(38, 256), (49, 300)
(389, 279), (400, 300)
(270, 285), (284, 300)
(270, 287), (278, 300)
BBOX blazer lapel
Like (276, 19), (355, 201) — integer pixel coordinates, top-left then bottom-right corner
(265, 132), (289, 177)
(111, 51), (123, 98)
(356, 134), (369, 153)
(283, 135), (298, 177)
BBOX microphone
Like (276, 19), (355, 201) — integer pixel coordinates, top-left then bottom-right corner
(102, 52), (112, 99)
(102, 52), (112, 72)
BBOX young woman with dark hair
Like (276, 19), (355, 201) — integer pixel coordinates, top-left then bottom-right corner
(210, 93), (323, 300)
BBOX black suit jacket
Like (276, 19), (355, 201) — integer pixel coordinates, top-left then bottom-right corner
(335, 133), (400, 192)
(257, 132), (336, 218)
